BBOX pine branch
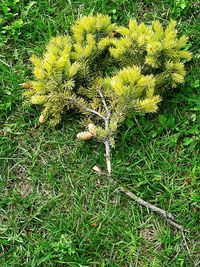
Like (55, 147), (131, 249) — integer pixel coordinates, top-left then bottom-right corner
(24, 16), (191, 232)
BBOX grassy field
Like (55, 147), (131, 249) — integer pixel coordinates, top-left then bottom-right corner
(0, 0), (200, 266)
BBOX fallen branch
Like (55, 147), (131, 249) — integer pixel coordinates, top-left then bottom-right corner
(94, 163), (184, 230)
(93, 91), (184, 230)
(109, 176), (183, 230)
(104, 138), (183, 230)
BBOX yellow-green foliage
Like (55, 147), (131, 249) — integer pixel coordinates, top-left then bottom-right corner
(71, 14), (115, 61)
(24, 36), (81, 125)
(105, 67), (161, 113)
(111, 19), (191, 89)
(23, 14), (191, 138)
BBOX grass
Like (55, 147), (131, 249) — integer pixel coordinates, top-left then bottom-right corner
(0, 0), (199, 266)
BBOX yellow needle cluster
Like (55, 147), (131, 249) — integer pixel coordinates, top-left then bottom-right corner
(23, 14), (191, 134)
(107, 67), (161, 113)
(110, 19), (192, 87)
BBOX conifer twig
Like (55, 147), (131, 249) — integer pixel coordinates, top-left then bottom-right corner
(98, 90), (109, 112)
(102, 142), (183, 230)
(103, 142), (184, 229)
(96, 91), (184, 231)
(98, 89), (112, 176)
(74, 88), (184, 230)
(70, 97), (106, 120)
(111, 177), (183, 230)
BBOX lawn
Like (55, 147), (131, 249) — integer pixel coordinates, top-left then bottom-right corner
(0, 0), (199, 266)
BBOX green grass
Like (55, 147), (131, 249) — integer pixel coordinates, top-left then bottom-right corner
(0, 0), (199, 266)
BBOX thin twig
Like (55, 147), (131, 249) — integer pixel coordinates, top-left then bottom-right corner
(90, 90), (184, 230)
(105, 138), (112, 175)
(98, 89), (109, 112)
(103, 94), (111, 175)
(103, 134), (183, 230)
(70, 97), (106, 120)
(165, 218), (184, 230)
(101, 156), (183, 230)
(116, 182), (175, 220)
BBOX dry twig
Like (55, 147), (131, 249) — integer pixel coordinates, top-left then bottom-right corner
(93, 90), (185, 231)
